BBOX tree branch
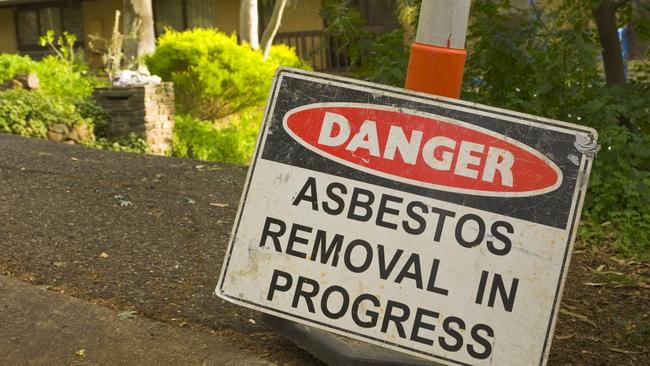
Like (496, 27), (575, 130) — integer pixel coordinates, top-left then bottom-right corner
(261, 0), (289, 59)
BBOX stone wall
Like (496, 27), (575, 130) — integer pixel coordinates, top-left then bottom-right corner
(93, 83), (175, 155)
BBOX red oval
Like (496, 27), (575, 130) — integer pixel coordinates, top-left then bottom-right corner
(283, 103), (562, 196)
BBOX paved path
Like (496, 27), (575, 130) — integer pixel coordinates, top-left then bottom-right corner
(0, 275), (272, 365)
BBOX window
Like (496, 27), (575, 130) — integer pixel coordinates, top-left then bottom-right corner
(16, 10), (39, 47)
(15, 3), (83, 52)
(153, 0), (215, 35)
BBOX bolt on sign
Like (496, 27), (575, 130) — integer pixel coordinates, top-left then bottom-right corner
(217, 68), (598, 365)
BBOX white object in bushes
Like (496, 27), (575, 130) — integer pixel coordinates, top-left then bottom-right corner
(112, 70), (161, 87)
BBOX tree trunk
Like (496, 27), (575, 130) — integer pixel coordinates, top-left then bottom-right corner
(594, 0), (639, 131)
(593, 0), (628, 85)
(240, 0), (260, 50)
(122, 0), (156, 72)
(261, 0), (289, 59)
(629, 0), (649, 60)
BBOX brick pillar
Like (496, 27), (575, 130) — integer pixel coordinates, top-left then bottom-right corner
(93, 82), (175, 156)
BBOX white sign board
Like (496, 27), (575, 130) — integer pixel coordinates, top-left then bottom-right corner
(217, 68), (597, 366)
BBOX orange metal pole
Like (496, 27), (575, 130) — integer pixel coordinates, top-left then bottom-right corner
(404, 0), (471, 99)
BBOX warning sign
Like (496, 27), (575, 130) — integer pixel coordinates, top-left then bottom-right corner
(216, 68), (597, 366)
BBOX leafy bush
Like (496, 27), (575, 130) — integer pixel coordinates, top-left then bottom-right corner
(35, 56), (96, 103)
(0, 52), (153, 156)
(88, 133), (149, 154)
(0, 84), (145, 155)
(320, 0), (371, 68)
(0, 54), (105, 129)
(463, 1), (650, 259)
(0, 53), (136, 157)
(267, 44), (312, 70)
(76, 98), (109, 136)
(0, 54), (97, 103)
(355, 29), (409, 86)
(320, 1), (408, 87)
(463, 1), (605, 118)
(172, 111), (263, 165)
(146, 29), (309, 120)
(323, 0), (650, 259)
(0, 89), (90, 138)
(0, 54), (35, 82)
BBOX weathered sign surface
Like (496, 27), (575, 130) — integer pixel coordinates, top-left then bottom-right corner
(217, 68), (598, 366)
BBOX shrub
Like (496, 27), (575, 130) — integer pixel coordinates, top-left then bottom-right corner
(0, 53), (119, 150)
(328, 0), (650, 259)
(145, 28), (308, 120)
(88, 133), (149, 154)
(463, 1), (650, 259)
(267, 44), (312, 70)
(0, 54), (36, 82)
(320, 0), (371, 68)
(172, 111), (263, 165)
(355, 29), (409, 87)
(35, 56), (96, 103)
(0, 54), (96, 103)
(76, 98), (109, 136)
(0, 89), (90, 138)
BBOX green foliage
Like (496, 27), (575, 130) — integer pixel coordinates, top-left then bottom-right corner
(0, 52), (168, 157)
(325, 0), (650, 258)
(463, 1), (603, 117)
(172, 111), (263, 165)
(39, 30), (79, 65)
(76, 98), (109, 136)
(89, 133), (149, 154)
(355, 29), (409, 86)
(0, 89), (89, 138)
(146, 29), (307, 164)
(0, 53), (97, 104)
(321, 1), (407, 86)
(0, 54), (35, 82)
(35, 56), (96, 103)
(321, 0), (371, 66)
(627, 314), (650, 346)
(0, 53), (101, 141)
(0, 53), (123, 150)
(145, 28), (308, 120)
(267, 44), (312, 70)
(395, 0), (420, 30)
(463, 0), (650, 259)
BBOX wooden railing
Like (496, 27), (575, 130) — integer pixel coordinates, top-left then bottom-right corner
(273, 30), (349, 72)
(274, 26), (399, 72)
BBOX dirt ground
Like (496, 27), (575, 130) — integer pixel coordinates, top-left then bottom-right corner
(0, 134), (648, 365)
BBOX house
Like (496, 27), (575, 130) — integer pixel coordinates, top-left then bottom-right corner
(0, 0), (401, 71)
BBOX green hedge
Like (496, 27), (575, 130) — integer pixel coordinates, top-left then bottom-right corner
(146, 29), (309, 120)
(462, 1), (650, 259)
(172, 111), (263, 165)
(0, 54), (96, 103)
(0, 54), (34, 82)
(0, 54), (103, 139)
(0, 89), (91, 138)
